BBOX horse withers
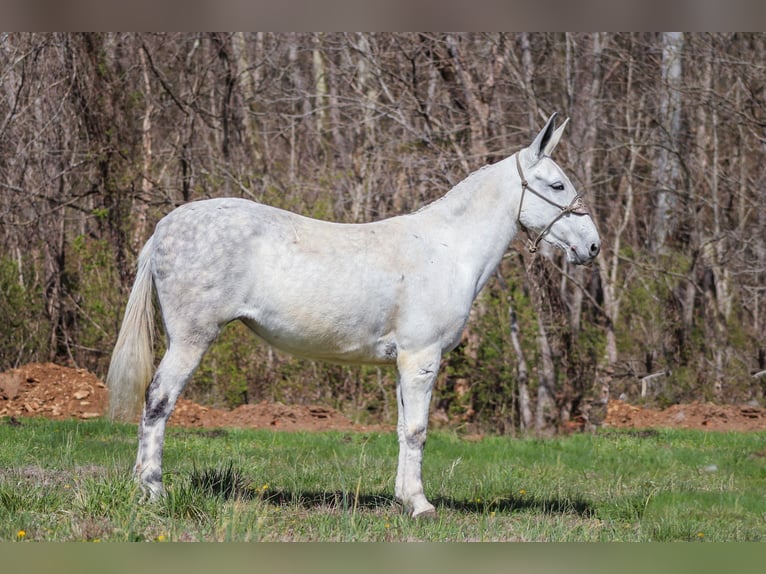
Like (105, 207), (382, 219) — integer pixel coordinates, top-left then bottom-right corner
(107, 113), (600, 518)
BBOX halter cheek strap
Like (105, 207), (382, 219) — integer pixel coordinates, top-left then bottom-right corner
(515, 153), (590, 253)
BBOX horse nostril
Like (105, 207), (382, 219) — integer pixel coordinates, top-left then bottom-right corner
(590, 242), (601, 257)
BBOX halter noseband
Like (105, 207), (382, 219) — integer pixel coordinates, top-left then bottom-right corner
(515, 153), (589, 253)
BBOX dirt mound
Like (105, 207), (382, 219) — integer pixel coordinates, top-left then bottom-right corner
(0, 362), (382, 431)
(0, 363), (106, 421)
(2, 363), (766, 432)
(169, 397), (384, 431)
(603, 399), (766, 432)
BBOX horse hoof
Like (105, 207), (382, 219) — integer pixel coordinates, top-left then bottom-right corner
(411, 504), (437, 519)
(137, 480), (165, 502)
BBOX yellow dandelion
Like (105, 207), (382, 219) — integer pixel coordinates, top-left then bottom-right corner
(261, 484), (269, 491)
(697, 532), (704, 539)
(17, 530), (26, 539)
(519, 489), (526, 495)
(156, 534), (167, 542)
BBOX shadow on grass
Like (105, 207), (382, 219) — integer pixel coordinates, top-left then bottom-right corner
(192, 476), (595, 517)
(189, 463), (597, 516)
(436, 494), (596, 516)
(260, 490), (596, 517)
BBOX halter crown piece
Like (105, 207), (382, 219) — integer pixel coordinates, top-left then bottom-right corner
(515, 153), (590, 253)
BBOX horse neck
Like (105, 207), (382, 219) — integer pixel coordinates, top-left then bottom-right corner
(415, 156), (522, 287)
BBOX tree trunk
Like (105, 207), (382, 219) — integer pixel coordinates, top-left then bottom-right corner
(534, 312), (557, 433)
(652, 32), (684, 251)
(565, 32), (604, 333)
(135, 41), (153, 251)
(312, 33), (327, 136)
(231, 32), (264, 168)
(508, 303), (533, 431)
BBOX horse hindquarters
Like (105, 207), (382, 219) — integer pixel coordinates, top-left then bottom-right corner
(133, 255), (226, 497)
(107, 228), (223, 497)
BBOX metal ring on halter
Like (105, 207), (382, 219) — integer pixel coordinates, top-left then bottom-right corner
(514, 152), (590, 253)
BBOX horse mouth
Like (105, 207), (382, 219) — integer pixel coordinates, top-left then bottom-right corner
(568, 243), (600, 265)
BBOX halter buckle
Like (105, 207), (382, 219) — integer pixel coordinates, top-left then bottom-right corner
(567, 195), (589, 215)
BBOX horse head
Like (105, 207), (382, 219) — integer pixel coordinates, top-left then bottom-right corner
(515, 113), (601, 265)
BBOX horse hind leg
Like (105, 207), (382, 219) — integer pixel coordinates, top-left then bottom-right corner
(134, 338), (213, 499)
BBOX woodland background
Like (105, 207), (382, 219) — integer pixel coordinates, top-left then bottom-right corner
(1, 32), (764, 433)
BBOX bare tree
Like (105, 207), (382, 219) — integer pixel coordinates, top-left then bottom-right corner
(652, 32), (684, 251)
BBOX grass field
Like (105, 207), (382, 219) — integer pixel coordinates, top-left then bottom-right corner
(1, 417), (765, 541)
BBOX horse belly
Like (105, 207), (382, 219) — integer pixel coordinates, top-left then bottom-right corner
(238, 259), (400, 364)
(241, 304), (398, 365)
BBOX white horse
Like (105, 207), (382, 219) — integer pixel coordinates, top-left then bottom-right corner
(107, 113), (600, 518)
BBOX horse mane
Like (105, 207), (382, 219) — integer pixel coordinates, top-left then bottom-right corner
(412, 161), (498, 216)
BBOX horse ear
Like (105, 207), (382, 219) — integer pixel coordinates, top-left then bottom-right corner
(529, 112), (557, 161)
(543, 117), (569, 156)
(529, 113), (567, 161)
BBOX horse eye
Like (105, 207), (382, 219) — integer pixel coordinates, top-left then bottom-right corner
(551, 182), (565, 191)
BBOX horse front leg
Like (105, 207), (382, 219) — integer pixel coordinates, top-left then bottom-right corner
(395, 346), (441, 518)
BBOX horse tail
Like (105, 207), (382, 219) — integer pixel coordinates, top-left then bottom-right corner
(107, 235), (156, 422)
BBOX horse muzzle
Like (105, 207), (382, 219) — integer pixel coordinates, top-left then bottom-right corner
(569, 237), (601, 265)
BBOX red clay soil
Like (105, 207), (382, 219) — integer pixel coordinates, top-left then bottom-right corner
(0, 363), (383, 432)
(2, 362), (766, 432)
(603, 397), (766, 432)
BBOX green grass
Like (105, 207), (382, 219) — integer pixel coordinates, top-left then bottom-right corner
(1, 418), (765, 541)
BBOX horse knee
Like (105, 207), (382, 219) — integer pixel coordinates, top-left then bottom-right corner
(404, 424), (427, 450)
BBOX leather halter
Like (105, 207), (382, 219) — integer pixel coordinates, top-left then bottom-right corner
(515, 153), (590, 253)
